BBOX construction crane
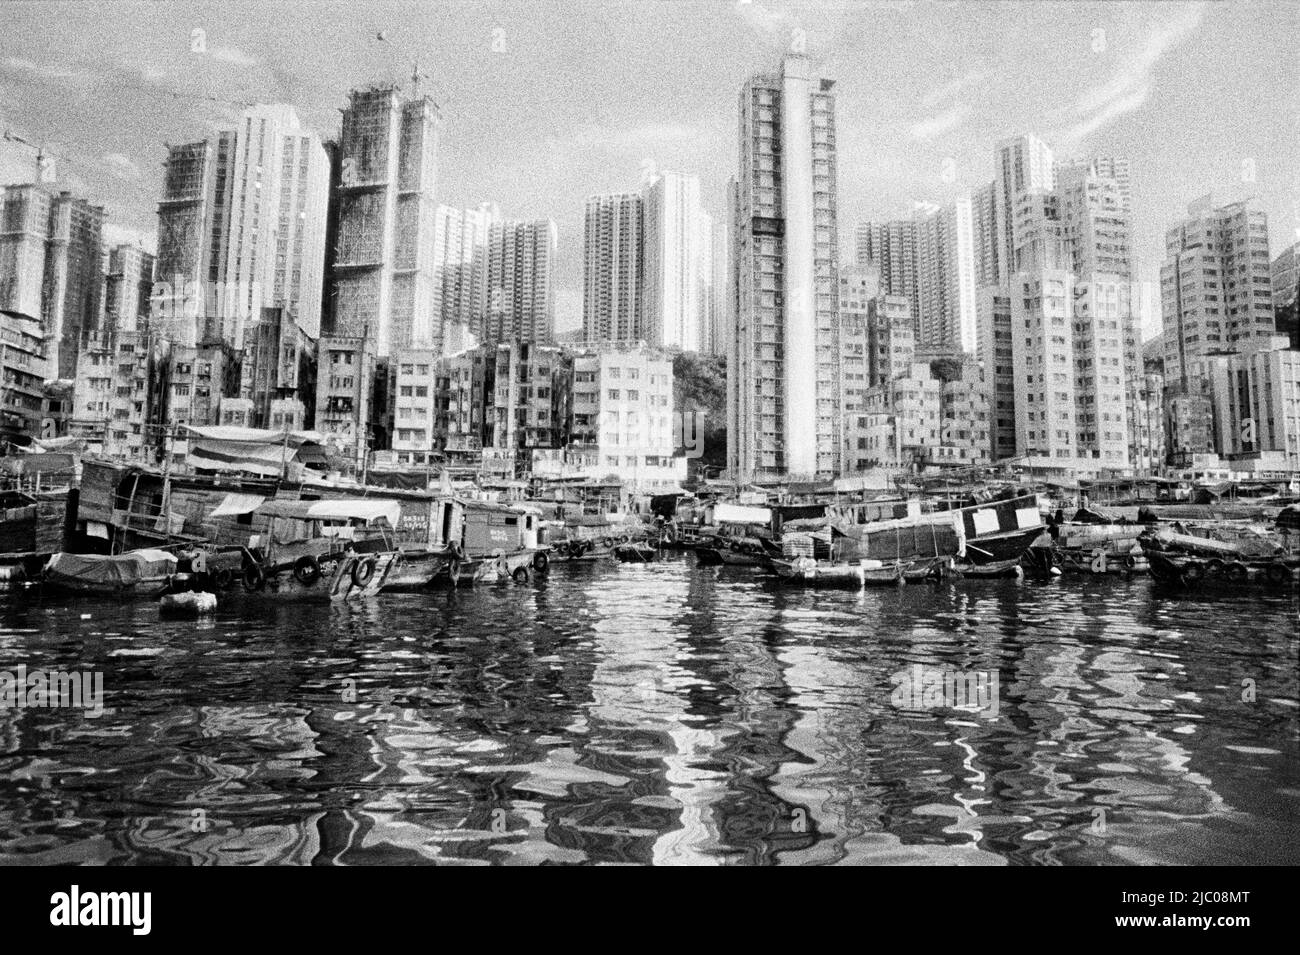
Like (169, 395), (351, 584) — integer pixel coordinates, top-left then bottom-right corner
(2, 128), (60, 182)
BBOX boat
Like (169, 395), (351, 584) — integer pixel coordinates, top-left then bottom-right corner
(451, 500), (546, 584)
(768, 555), (946, 588)
(41, 549), (181, 598)
(549, 536), (617, 563)
(950, 557), (1024, 579)
(614, 541), (659, 562)
(1143, 548), (1297, 589)
(469, 549), (542, 584)
(233, 498), (404, 601)
(694, 537), (772, 567)
(380, 544), (464, 590)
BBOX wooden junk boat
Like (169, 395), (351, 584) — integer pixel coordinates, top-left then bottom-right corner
(1139, 527), (1298, 590)
(231, 498), (404, 600)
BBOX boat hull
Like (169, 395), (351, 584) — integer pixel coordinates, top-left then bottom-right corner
(770, 556), (945, 588)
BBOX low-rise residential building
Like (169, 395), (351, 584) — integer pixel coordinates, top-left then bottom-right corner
(391, 348), (438, 467)
(0, 310), (53, 446)
(315, 335), (376, 471)
(569, 341), (685, 489)
(490, 341), (571, 461)
(69, 329), (154, 462)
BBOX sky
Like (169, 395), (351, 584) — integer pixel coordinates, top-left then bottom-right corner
(1, 0), (1297, 338)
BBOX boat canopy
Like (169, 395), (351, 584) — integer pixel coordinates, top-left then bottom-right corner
(45, 549), (178, 585)
(255, 498), (401, 527)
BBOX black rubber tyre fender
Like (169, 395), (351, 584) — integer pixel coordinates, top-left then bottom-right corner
(293, 554), (322, 586)
(1182, 560), (1205, 582)
(351, 556), (377, 589)
(601, 537), (615, 549)
(213, 568), (234, 589)
(242, 562), (265, 592)
(1264, 563), (1291, 586)
(533, 551), (549, 572)
(1223, 562), (1248, 584)
(1204, 558), (1225, 577)
(512, 565), (529, 583)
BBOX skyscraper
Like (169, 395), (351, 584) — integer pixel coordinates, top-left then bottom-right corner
(431, 201), (499, 353)
(855, 219), (918, 322)
(728, 53), (840, 480)
(102, 244), (154, 334)
(482, 218), (556, 346)
(327, 84), (439, 357)
(696, 209), (714, 355)
(1161, 197), (1275, 386)
(0, 183), (105, 377)
(582, 191), (643, 342)
(643, 170), (707, 351)
(993, 134), (1055, 283)
(914, 196), (978, 352)
(154, 104), (329, 348)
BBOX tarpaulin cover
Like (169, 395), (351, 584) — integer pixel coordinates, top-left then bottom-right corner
(713, 503), (771, 525)
(256, 498), (400, 527)
(44, 549), (177, 585)
(210, 493), (267, 517)
(183, 426), (327, 475)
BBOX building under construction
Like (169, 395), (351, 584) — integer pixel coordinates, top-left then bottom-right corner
(327, 84), (440, 358)
(0, 183), (106, 378)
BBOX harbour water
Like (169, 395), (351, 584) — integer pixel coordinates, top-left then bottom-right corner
(1, 556), (1297, 865)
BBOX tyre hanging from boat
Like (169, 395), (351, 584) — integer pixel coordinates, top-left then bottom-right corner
(351, 556), (377, 588)
(293, 555), (321, 586)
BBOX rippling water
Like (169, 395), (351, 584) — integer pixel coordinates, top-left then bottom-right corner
(1, 555), (1297, 865)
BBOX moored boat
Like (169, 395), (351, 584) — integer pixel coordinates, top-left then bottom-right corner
(950, 557), (1024, 579)
(41, 549), (181, 598)
(1142, 547), (1297, 589)
(614, 541), (659, 562)
(768, 555), (946, 588)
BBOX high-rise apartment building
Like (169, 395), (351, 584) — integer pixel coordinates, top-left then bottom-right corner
(431, 202), (498, 354)
(0, 183), (105, 376)
(854, 219), (918, 322)
(914, 196), (978, 352)
(993, 134), (1055, 285)
(971, 181), (1000, 288)
(643, 171), (708, 351)
(102, 245), (154, 334)
(327, 85), (439, 357)
(728, 54), (840, 480)
(154, 105), (329, 349)
(1160, 197), (1276, 387)
(582, 192), (644, 342)
(976, 287), (1016, 461)
(482, 218), (556, 346)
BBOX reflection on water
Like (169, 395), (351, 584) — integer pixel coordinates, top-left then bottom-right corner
(1, 556), (1297, 865)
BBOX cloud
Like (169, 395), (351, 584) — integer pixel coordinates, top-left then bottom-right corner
(1058, 3), (1206, 149)
(1, 56), (91, 84)
(210, 46), (258, 67)
(101, 152), (140, 179)
(909, 103), (970, 140)
(921, 70), (987, 109)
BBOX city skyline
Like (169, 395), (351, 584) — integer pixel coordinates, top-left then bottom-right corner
(2, 1), (1296, 339)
